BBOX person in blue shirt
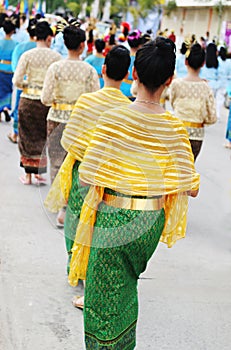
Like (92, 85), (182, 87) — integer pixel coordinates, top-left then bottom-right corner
(12, 14), (30, 44)
(85, 39), (105, 88)
(0, 17), (17, 122)
(120, 29), (142, 100)
(175, 42), (188, 78)
(216, 46), (231, 121)
(200, 42), (219, 96)
(8, 18), (37, 143)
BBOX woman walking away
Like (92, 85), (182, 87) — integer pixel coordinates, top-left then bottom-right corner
(41, 19), (99, 226)
(69, 37), (200, 349)
(0, 16), (17, 122)
(13, 20), (61, 185)
(216, 46), (231, 122)
(171, 43), (217, 161)
(200, 42), (219, 97)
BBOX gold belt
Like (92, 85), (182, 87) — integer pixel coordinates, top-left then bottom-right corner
(52, 103), (75, 111)
(103, 193), (164, 211)
(0, 59), (11, 64)
(123, 79), (133, 84)
(23, 87), (41, 96)
(183, 121), (203, 128)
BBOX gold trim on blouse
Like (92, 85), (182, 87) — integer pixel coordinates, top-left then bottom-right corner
(52, 103), (75, 111)
(0, 59), (11, 64)
(23, 87), (41, 96)
(123, 78), (133, 84)
(183, 121), (203, 128)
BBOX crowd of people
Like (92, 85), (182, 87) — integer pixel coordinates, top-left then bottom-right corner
(0, 9), (229, 349)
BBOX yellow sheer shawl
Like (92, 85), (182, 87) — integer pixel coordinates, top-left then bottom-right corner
(68, 107), (200, 286)
(44, 88), (131, 213)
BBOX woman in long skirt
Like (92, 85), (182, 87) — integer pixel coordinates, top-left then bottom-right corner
(69, 38), (200, 349)
(13, 20), (61, 185)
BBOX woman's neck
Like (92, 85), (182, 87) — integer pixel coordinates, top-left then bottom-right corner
(5, 34), (12, 40)
(184, 66), (202, 81)
(95, 52), (104, 58)
(67, 49), (81, 60)
(37, 41), (49, 49)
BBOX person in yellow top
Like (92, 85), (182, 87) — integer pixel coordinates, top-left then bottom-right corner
(44, 45), (131, 273)
(68, 37), (200, 349)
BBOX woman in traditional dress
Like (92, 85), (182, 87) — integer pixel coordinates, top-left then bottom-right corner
(13, 20), (61, 185)
(171, 43), (217, 161)
(216, 46), (231, 122)
(84, 39), (106, 88)
(69, 37), (200, 349)
(120, 29), (142, 100)
(200, 42), (219, 96)
(0, 16), (17, 122)
(41, 20), (99, 226)
(44, 45), (131, 273)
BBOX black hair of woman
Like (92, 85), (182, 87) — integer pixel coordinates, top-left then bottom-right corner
(2, 17), (16, 34)
(134, 37), (176, 93)
(127, 30), (142, 48)
(219, 46), (227, 61)
(63, 25), (86, 50)
(205, 42), (218, 69)
(140, 33), (151, 46)
(27, 18), (37, 38)
(180, 42), (187, 55)
(0, 13), (7, 27)
(95, 39), (105, 53)
(104, 45), (131, 81)
(35, 21), (53, 40)
(186, 43), (205, 70)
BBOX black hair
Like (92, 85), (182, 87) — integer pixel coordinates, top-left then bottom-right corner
(2, 18), (16, 34)
(104, 45), (131, 81)
(186, 43), (205, 70)
(180, 42), (187, 55)
(63, 25), (86, 50)
(35, 14), (42, 20)
(27, 18), (37, 38)
(20, 14), (27, 22)
(35, 21), (53, 40)
(219, 46), (227, 61)
(87, 29), (94, 44)
(0, 13), (7, 28)
(95, 39), (105, 53)
(127, 30), (141, 48)
(134, 37), (176, 93)
(140, 33), (151, 46)
(10, 14), (20, 29)
(205, 42), (218, 68)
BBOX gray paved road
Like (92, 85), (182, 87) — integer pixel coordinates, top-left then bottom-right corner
(0, 106), (231, 350)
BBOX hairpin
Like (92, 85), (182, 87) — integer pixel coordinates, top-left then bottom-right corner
(128, 29), (141, 41)
(57, 18), (80, 32)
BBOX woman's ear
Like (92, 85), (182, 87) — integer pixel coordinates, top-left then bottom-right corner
(165, 76), (173, 87)
(132, 66), (138, 80)
(101, 64), (106, 76)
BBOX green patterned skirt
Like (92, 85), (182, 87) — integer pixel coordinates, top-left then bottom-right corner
(66, 163), (165, 348)
(84, 190), (165, 349)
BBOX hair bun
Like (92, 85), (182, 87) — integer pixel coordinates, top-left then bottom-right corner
(155, 37), (176, 56)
